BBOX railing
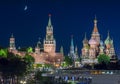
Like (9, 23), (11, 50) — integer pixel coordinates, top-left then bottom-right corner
(61, 69), (120, 75)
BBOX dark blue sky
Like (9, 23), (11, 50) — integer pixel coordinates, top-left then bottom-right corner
(0, 0), (120, 57)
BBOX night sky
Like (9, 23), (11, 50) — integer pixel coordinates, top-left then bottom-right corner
(0, 0), (120, 57)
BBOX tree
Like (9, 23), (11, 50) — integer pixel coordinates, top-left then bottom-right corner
(23, 54), (35, 72)
(62, 56), (73, 67)
(0, 53), (27, 84)
(27, 47), (33, 53)
(97, 54), (110, 64)
(0, 51), (35, 84)
(0, 49), (7, 58)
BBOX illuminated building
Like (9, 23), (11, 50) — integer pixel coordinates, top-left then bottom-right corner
(9, 14), (63, 66)
(81, 17), (116, 64)
(44, 14), (56, 53)
(68, 36), (80, 67)
(9, 34), (16, 51)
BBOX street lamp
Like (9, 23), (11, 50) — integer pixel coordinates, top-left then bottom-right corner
(20, 80), (26, 84)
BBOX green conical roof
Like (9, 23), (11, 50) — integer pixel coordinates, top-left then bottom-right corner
(11, 33), (14, 38)
(60, 46), (64, 55)
(83, 32), (88, 44)
(105, 31), (112, 45)
(48, 14), (52, 26)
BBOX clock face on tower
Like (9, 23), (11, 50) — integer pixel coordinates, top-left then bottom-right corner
(47, 35), (51, 40)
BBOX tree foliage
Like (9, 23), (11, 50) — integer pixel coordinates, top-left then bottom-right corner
(0, 51), (35, 84)
(0, 49), (7, 58)
(23, 54), (35, 72)
(62, 56), (73, 67)
(27, 47), (33, 53)
(97, 54), (110, 64)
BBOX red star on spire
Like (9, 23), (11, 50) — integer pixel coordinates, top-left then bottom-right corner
(48, 14), (51, 17)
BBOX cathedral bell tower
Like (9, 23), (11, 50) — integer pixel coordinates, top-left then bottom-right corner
(44, 14), (56, 53)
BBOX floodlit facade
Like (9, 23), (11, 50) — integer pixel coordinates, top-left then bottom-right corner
(81, 17), (116, 64)
(9, 15), (63, 66)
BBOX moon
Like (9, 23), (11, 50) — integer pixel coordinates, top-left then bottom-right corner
(24, 5), (27, 11)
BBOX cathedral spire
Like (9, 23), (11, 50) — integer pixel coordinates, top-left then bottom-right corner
(93, 15), (98, 32)
(107, 30), (110, 38)
(83, 32), (88, 44)
(48, 14), (52, 27)
(71, 35), (74, 47)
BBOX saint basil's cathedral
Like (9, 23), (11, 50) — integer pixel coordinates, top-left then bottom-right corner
(81, 17), (116, 64)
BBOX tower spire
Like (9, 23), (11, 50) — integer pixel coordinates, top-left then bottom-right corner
(93, 15), (98, 32)
(11, 33), (14, 38)
(107, 30), (110, 38)
(48, 14), (52, 26)
(70, 35), (74, 54)
(44, 14), (56, 53)
(60, 46), (64, 56)
(71, 35), (74, 47)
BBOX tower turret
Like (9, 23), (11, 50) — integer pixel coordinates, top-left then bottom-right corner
(9, 33), (16, 51)
(44, 14), (56, 53)
(75, 46), (79, 59)
(109, 39), (116, 58)
(69, 35), (75, 60)
(60, 46), (64, 56)
(35, 38), (41, 54)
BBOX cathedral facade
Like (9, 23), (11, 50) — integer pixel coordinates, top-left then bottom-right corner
(81, 17), (116, 64)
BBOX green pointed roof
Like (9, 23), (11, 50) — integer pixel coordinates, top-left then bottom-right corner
(11, 33), (14, 38)
(105, 31), (112, 45)
(83, 32), (88, 44)
(48, 14), (52, 27)
(60, 46), (64, 55)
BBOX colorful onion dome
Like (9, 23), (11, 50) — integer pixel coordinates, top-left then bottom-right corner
(89, 38), (97, 45)
(105, 31), (111, 45)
